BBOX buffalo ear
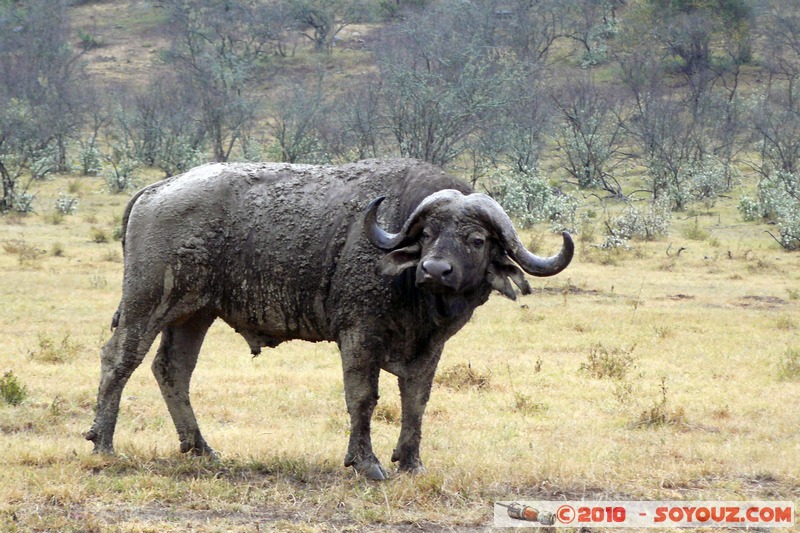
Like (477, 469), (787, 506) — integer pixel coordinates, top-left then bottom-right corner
(487, 255), (532, 300)
(487, 266), (516, 300)
(378, 243), (421, 277)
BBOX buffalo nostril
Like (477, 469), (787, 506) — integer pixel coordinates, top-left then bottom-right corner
(422, 259), (453, 279)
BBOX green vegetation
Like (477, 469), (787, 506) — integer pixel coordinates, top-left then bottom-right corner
(0, 0), (798, 253)
(579, 343), (638, 380)
(434, 362), (492, 391)
(0, 371), (27, 406)
(778, 347), (800, 380)
(0, 172), (797, 530)
(28, 332), (83, 365)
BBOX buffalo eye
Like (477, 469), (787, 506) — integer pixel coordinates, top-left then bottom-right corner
(471, 237), (485, 248)
(420, 229), (432, 242)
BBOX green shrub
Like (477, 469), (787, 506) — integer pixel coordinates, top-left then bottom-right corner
(105, 155), (139, 194)
(634, 377), (686, 428)
(512, 392), (548, 415)
(90, 227), (109, 244)
(77, 28), (102, 50)
(580, 343), (637, 380)
(3, 237), (40, 266)
(112, 224), (124, 241)
(435, 363), (492, 391)
(681, 158), (731, 205)
(55, 192), (79, 215)
(738, 171), (800, 250)
(778, 348), (800, 380)
(0, 371), (27, 406)
(604, 198), (671, 248)
(738, 195), (760, 221)
(78, 144), (103, 175)
(487, 168), (578, 232)
(10, 191), (35, 213)
(682, 217), (709, 241)
(28, 332), (82, 364)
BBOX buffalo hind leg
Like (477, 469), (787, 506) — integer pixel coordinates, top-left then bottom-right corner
(339, 333), (386, 480)
(391, 367), (438, 474)
(85, 320), (160, 454)
(151, 312), (216, 458)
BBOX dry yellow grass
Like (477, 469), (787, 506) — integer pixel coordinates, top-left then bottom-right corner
(1, 174), (799, 531)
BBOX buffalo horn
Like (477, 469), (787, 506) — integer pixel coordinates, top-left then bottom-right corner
(364, 190), (462, 251)
(470, 195), (574, 277)
(364, 197), (403, 250)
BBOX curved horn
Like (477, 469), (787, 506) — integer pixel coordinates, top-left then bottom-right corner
(468, 194), (574, 277)
(364, 196), (405, 250)
(363, 190), (463, 251)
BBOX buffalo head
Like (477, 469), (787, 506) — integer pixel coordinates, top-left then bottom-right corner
(364, 189), (574, 314)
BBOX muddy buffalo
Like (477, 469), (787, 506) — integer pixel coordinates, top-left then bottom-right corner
(85, 158), (573, 480)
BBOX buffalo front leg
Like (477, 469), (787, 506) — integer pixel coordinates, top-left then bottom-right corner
(85, 322), (159, 454)
(151, 312), (216, 458)
(339, 334), (386, 480)
(391, 367), (438, 474)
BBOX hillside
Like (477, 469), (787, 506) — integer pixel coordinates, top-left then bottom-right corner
(1, 0), (790, 253)
(69, 1), (172, 86)
(68, 1), (375, 87)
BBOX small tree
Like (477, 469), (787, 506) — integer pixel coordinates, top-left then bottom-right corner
(321, 73), (384, 162)
(641, 0), (753, 75)
(501, 0), (570, 62)
(763, 0), (800, 87)
(742, 84), (800, 250)
(617, 50), (732, 209)
(480, 69), (554, 178)
(162, 0), (270, 162)
(552, 76), (627, 196)
(375, 1), (521, 167)
(0, 0), (87, 211)
(0, 100), (48, 211)
(265, 71), (329, 164)
(749, 88), (800, 180)
(78, 89), (111, 176)
(104, 151), (139, 195)
(124, 75), (207, 177)
(562, 0), (622, 67)
(290, 0), (369, 53)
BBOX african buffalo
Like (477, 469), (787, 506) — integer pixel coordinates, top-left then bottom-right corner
(85, 158), (573, 480)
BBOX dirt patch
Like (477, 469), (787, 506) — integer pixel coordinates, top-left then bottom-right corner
(662, 474), (794, 499)
(733, 295), (788, 309)
(531, 285), (602, 297)
(0, 421), (35, 434)
(666, 293), (695, 301)
(80, 501), (488, 532)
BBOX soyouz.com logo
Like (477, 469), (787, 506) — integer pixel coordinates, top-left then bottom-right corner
(493, 501), (794, 528)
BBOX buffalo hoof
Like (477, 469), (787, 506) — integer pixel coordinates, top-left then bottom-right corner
(397, 464), (426, 476)
(181, 441), (219, 461)
(353, 459), (389, 481)
(85, 429), (115, 455)
(192, 447), (219, 461)
(90, 446), (116, 456)
(201, 448), (220, 461)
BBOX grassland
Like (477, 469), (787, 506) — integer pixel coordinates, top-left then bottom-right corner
(0, 0), (796, 530)
(0, 171), (798, 532)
